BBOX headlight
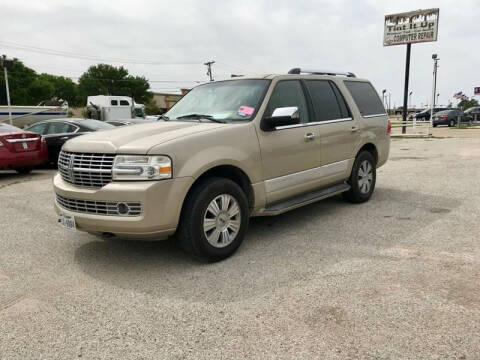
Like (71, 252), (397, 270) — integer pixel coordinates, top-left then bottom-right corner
(112, 155), (172, 181)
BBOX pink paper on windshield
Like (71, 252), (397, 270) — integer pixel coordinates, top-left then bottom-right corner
(238, 106), (255, 116)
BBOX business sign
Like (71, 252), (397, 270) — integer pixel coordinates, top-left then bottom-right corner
(474, 87), (480, 95)
(384, 8), (439, 46)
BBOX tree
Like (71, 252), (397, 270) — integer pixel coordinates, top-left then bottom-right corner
(38, 73), (81, 106)
(27, 77), (55, 105)
(144, 98), (162, 115)
(0, 58), (37, 105)
(458, 98), (479, 111)
(0, 58), (81, 106)
(78, 64), (152, 104)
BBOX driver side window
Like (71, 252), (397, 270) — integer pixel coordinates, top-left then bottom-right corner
(266, 80), (310, 123)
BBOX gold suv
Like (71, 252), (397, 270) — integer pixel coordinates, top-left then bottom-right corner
(54, 69), (391, 261)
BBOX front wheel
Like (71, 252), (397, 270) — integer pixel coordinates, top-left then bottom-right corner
(177, 177), (249, 262)
(343, 151), (376, 203)
(449, 119), (455, 127)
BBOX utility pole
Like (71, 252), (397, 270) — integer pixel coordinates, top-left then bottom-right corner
(429, 54), (439, 136)
(382, 89), (387, 110)
(204, 60), (215, 82)
(1, 55), (13, 125)
(408, 91), (413, 110)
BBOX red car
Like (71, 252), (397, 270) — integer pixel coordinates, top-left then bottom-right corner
(0, 123), (48, 174)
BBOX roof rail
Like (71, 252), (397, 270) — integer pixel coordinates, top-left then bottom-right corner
(287, 68), (356, 78)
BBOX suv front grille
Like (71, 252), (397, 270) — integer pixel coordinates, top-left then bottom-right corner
(58, 151), (115, 188)
(56, 194), (142, 216)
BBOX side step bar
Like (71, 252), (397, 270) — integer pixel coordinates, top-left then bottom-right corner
(258, 183), (350, 216)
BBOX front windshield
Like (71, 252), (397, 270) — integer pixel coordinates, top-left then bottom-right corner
(165, 79), (270, 122)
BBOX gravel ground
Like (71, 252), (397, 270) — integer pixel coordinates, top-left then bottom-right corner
(1, 136), (480, 359)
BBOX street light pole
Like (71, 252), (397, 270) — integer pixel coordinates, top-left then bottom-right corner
(429, 54), (439, 136)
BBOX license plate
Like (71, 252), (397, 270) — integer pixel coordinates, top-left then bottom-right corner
(22, 142), (28, 150)
(59, 214), (76, 230)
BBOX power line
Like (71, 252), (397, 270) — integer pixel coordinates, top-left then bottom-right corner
(0, 40), (202, 65)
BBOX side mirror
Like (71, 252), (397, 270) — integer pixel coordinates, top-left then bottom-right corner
(261, 106), (300, 131)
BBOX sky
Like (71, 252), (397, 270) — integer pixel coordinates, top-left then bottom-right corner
(0, 0), (478, 108)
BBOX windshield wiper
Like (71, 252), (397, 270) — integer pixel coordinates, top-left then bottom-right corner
(158, 114), (170, 121)
(175, 114), (225, 123)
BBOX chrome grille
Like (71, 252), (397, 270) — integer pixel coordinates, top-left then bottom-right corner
(58, 151), (115, 188)
(56, 194), (142, 216)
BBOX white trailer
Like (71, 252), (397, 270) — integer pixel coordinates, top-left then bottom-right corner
(86, 95), (145, 121)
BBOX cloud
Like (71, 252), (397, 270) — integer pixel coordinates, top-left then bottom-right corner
(0, 0), (478, 106)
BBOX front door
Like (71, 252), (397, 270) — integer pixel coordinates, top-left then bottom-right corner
(256, 80), (321, 204)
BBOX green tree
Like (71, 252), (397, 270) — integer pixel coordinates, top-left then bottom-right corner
(144, 98), (162, 115)
(38, 73), (81, 106)
(78, 64), (152, 105)
(458, 98), (479, 111)
(27, 77), (55, 105)
(0, 58), (37, 105)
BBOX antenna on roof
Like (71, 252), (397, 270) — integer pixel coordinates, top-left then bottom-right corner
(287, 68), (356, 77)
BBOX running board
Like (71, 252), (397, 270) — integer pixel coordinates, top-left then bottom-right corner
(258, 183), (350, 216)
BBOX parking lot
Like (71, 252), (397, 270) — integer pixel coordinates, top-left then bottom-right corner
(1, 133), (480, 359)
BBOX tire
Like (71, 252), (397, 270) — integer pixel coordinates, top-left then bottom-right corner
(177, 177), (249, 262)
(433, 124), (437, 128)
(15, 167), (33, 174)
(343, 151), (376, 204)
(449, 120), (455, 127)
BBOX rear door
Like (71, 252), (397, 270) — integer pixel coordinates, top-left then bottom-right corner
(304, 80), (358, 183)
(44, 122), (79, 161)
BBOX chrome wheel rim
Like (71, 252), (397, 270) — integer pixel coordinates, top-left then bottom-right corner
(203, 194), (241, 248)
(358, 160), (373, 194)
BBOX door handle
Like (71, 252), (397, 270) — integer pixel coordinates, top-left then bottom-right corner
(351, 126), (359, 132)
(60, 136), (69, 140)
(304, 133), (315, 141)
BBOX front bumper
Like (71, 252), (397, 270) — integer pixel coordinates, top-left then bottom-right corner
(53, 173), (194, 239)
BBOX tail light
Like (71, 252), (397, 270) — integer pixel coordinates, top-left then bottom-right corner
(441, 115), (447, 119)
(387, 119), (391, 135)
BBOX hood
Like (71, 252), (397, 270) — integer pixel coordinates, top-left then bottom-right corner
(63, 121), (224, 154)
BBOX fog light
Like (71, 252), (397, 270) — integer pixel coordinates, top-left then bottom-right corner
(117, 203), (130, 215)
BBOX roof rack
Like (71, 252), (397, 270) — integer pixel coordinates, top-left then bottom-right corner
(287, 68), (356, 78)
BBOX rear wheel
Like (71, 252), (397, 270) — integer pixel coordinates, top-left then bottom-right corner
(177, 177), (249, 262)
(15, 167), (33, 174)
(343, 151), (376, 203)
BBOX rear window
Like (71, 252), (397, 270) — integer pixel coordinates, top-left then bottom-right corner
(80, 120), (116, 130)
(305, 80), (350, 121)
(0, 124), (20, 133)
(344, 81), (385, 117)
